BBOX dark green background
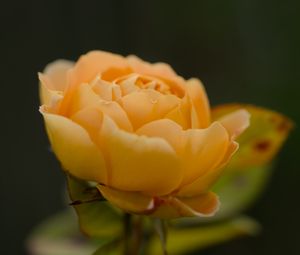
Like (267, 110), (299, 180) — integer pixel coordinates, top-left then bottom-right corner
(1, 0), (299, 254)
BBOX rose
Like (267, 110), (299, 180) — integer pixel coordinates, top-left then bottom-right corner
(39, 51), (250, 218)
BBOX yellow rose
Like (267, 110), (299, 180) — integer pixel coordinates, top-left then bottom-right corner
(39, 51), (250, 218)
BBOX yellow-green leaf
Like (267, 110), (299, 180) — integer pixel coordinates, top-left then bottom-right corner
(150, 216), (260, 255)
(204, 104), (294, 220)
(66, 174), (122, 238)
(27, 209), (122, 255)
(212, 104), (293, 170)
(213, 165), (272, 219)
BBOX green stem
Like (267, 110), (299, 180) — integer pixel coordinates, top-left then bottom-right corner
(131, 216), (143, 255)
(123, 213), (132, 255)
(123, 213), (147, 255)
(154, 219), (168, 255)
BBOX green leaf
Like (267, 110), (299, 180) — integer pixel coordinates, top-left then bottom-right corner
(66, 174), (123, 238)
(212, 165), (272, 220)
(149, 216), (260, 255)
(27, 210), (98, 255)
(174, 165), (272, 227)
(212, 104), (293, 170)
(27, 209), (122, 255)
(202, 104), (294, 221)
(92, 240), (123, 255)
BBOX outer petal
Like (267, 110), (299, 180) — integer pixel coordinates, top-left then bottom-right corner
(127, 55), (178, 78)
(40, 108), (107, 183)
(39, 60), (74, 106)
(39, 73), (63, 106)
(181, 123), (229, 185)
(42, 60), (74, 91)
(178, 192), (220, 216)
(137, 120), (229, 186)
(59, 51), (132, 115)
(217, 109), (250, 139)
(70, 107), (104, 144)
(99, 116), (182, 196)
(136, 119), (184, 155)
(70, 51), (131, 85)
(68, 83), (100, 115)
(212, 104), (293, 169)
(178, 141), (239, 197)
(150, 192), (219, 218)
(97, 185), (154, 214)
(97, 185), (219, 218)
(178, 108), (251, 197)
(186, 78), (210, 129)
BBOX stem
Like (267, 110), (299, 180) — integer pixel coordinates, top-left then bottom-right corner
(123, 213), (145, 255)
(154, 219), (168, 255)
(123, 213), (132, 255)
(131, 216), (143, 255)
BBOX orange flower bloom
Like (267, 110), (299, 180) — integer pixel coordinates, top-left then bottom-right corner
(39, 51), (250, 218)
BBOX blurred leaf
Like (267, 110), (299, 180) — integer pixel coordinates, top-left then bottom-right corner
(201, 104), (294, 220)
(27, 209), (122, 255)
(149, 216), (260, 255)
(212, 104), (293, 170)
(175, 165), (271, 227)
(27, 210), (98, 255)
(92, 240), (122, 255)
(213, 165), (272, 220)
(66, 174), (123, 238)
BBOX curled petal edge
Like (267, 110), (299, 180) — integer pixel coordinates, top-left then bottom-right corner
(97, 185), (219, 219)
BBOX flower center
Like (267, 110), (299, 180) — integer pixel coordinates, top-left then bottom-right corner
(114, 73), (172, 95)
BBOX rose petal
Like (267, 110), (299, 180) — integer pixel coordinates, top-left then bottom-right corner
(99, 116), (182, 196)
(218, 109), (250, 139)
(186, 78), (210, 129)
(40, 108), (107, 183)
(39, 73), (63, 106)
(137, 120), (229, 187)
(69, 84), (133, 132)
(136, 119), (184, 154)
(178, 141), (238, 197)
(178, 192), (220, 216)
(120, 90), (180, 129)
(39, 60), (73, 106)
(127, 55), (186, 97)
(127, 55), (177, 79)
(70, 51), (131, 85)
(68, 83), (100, 115)
(150, 192), (219, 218)
(97, 185), (154, 213)
(42, 59), (74, 91)
(70, 107), (104, 144)
(212, 104), (293, 169)
(91, 76), (122, 101)
(116, 74), (140, 95)
(98, 185), (219, 218)
(164, 94), (191, 129)
(59, 51), (132, 115)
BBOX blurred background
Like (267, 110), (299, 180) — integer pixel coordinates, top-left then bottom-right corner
(1, 0), (299, 254)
